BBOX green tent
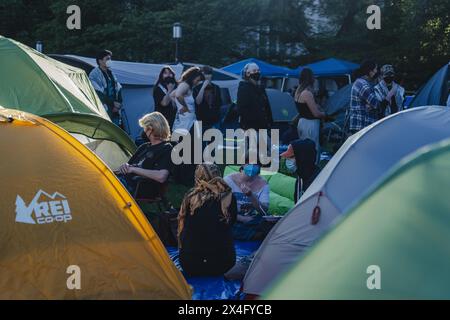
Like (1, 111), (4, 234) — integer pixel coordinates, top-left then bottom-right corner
(265, 139), (450, 300)
(0, 36), (135, 169)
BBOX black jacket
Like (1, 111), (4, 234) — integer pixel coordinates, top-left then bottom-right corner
(237, 81), (273, 130)
(192, 82), (222, 126)
(179, 196), (237, 276)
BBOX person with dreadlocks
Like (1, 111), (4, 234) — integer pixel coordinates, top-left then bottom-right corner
(178, 164), (238, 277)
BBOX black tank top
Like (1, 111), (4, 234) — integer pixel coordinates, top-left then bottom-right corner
(296, 101), (316, 120)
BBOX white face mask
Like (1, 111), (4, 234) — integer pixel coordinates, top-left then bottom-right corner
(285, 158), (297, 173)
(105, 60), (112, 68)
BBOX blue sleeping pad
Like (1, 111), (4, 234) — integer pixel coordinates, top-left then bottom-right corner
(166, 241), (261, 300)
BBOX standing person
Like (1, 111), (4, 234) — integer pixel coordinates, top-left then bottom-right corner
(280, 139), (320, 201)
(178, 164), (237, 277)
(349, 60), (392, 134)
(172, 67), (203, 135)
(294, 68), (328, 162)
(171, 67), (203, 186)
(193, 66), (222, 132)
(374, 65), (405, 118)
(89, 50), (123, 127)
(236, 63), (273, 131)
(153, 66), (177, 129)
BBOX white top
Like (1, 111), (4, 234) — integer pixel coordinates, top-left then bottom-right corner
(172, 92), (197, 134)
(224, 175), (270, 215)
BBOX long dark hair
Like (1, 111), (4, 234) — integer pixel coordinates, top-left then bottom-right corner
(155, 66), (176, 87)
(355, 60), (377, 78)
(295, 67), (315, 101)
(180, 67), (203, 88)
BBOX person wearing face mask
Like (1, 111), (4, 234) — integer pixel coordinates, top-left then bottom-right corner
(153, 66), (177, 129)
(281, 139), (320, 201)
(348, 60), (390, 134)
(224, 161), (271, 241)
(115, 112), (173, 199)
(193, 66), (222, 132)
(236, 63), (273, 131)
(374, 65), (405, 118)
(89, 50), (123, 127)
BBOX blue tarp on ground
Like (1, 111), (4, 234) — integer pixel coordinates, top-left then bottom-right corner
(222, 58), (295, 78)
(167, 241), (261, 300)
(292, 58), (359, 77)
(409, 62), (449, 108)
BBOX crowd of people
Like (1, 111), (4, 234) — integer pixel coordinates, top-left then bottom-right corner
(87, 49), (407, 279)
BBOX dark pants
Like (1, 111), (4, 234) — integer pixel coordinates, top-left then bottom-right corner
(179, 249), (236, 277)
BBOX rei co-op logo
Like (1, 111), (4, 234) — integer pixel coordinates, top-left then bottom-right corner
(15, 190), (72, 225)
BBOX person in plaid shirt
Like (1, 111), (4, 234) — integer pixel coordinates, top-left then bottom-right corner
(349, 60), (391, 133)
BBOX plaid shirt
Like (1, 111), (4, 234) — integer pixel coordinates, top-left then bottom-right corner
(349, 77), (382, 132)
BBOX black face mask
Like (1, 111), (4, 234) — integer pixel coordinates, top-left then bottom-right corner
(163, 77), (176, 86)
(249, 73), (261, 82)
(384, 76), (394, 84)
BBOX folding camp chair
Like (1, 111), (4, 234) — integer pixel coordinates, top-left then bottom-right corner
(133, 177), (170, 213)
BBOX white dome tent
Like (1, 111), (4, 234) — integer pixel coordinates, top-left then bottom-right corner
(243, 106), (450, 296)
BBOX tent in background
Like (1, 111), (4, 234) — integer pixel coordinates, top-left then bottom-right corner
(265, 139), (450, 299)
(321, 83), (352, 144)
(0, 36), (135, 170)
(409, 62), (449, 108)
(266, 88), (298, 123)
(50, 55), (241, 140)
(222, 58), (296, 78)
(0, 108), (191, 300)
(292, 58), (359, 79)
(243, 106), (450, 296)
(324, 83), (352, 116)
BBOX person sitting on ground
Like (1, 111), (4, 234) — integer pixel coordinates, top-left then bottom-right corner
(223, 162), (271, 241)
(116, 112), (173, 199)
(178, 164), (237, 277)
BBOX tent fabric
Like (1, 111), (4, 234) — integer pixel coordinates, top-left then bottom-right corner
(57, 55), (241, 140)
(222, 58), (295, 78)
(0, 108), (191, 300)
(266, 88), (298, 123)
(66, 55), (185, 86)
(292, 58), (359, 77)
(0, 36), (136, 169)
(265, 139), (450, 299)
(324, 83), (352, 116)
(243, 106), (450, 296)
(409, 62), (449, 108)
(0, 36), (108, 118)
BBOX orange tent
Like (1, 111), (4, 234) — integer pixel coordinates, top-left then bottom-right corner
(0, 108), (191, 299)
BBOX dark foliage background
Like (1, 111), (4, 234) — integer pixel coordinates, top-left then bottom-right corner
(1, 0), (449, 89)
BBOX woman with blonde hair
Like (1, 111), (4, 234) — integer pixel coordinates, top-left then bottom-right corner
(116, 112), (173, 198)
(178, 164), (237, 276)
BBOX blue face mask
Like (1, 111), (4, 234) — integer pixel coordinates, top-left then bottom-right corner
(243, 164), (261, 177)
(285, 158), (298, 173)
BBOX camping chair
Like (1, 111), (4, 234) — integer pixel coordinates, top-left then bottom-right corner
(133, 177), (170, 213)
